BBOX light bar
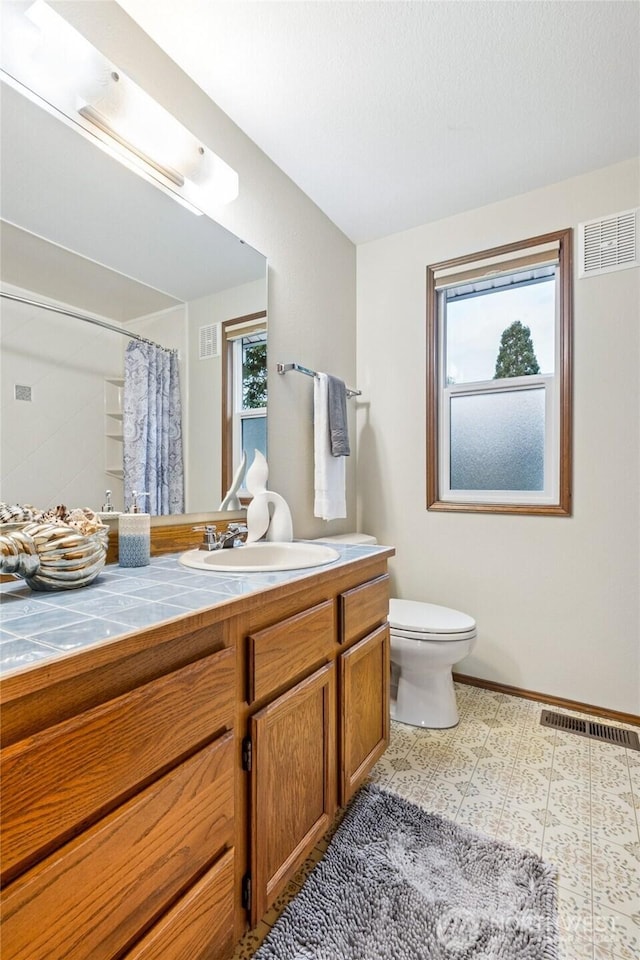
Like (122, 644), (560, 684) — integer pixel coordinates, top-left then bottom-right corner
(78, 104), (186, 188)
(0, 1), (239, 213)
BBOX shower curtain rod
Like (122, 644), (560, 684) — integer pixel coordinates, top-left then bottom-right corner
(0, 291), (175, 353)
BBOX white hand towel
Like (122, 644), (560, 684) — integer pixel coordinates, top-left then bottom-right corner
(314, 373), (346, 520)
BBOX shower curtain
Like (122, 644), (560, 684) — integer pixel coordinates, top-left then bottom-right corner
(123, 340), (185, 515)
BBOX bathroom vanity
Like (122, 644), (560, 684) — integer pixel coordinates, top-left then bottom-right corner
(0, 542), (393, 960)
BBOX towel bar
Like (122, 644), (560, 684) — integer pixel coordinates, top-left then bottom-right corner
(277, 362), (361, 398)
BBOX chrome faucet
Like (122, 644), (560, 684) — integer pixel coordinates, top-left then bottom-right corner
(217, 523), (249, 549)
(194, 523), (248, 551)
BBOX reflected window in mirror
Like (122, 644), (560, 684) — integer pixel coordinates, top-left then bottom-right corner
(236, 332), (267, 468)
(222, 312), (267, 501)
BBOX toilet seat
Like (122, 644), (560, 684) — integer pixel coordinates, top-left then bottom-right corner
(391, 625), (477, 643)
(389, 599), (477, 643)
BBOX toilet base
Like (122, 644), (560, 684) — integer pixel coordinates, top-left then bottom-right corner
(391, 669), (460, 728)
(389, 632), (475, 729)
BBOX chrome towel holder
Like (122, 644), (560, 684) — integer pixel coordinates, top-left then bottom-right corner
(276, 361), (361, 398)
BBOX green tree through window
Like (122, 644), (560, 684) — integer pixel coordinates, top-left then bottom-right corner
(242, 340), (267, 408)
(494, 320), (540, 379)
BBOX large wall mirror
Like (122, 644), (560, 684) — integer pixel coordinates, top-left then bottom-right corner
(0, 80), (267, 517)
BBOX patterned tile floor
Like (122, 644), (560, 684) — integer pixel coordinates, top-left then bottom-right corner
(233, 683), (640, 959)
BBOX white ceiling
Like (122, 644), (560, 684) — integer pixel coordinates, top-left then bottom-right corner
(118, 0), (640, 244)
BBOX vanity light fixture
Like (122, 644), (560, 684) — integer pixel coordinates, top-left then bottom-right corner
(77, 103), (186, 189)
(0, 0), (239, 214)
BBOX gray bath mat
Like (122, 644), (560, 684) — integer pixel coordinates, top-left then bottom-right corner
(254, 784), (558, 959)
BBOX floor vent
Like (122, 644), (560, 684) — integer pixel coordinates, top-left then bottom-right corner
(540, 710), (640, 750)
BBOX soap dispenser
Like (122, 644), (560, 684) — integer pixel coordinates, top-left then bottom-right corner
(118, 491), (151, 567)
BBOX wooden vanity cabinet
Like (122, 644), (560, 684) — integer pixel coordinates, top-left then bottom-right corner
(0, 548), (393, 959)
(240, 567), (391, 928)
(0, 627), (237, 960)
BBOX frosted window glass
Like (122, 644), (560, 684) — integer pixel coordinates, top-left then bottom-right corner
(450, 389), (545, 491)
(242, 416), (266, 466)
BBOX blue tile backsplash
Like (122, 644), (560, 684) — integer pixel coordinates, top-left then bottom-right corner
(0, 542), (384, 676)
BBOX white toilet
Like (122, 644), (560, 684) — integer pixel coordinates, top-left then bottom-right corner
(316, 533), (477, 729)
(388, 598), (476, 728)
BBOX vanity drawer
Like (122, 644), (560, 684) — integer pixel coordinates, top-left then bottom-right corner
(1, 646), (235, 882)
(1, 732), (234, 960)
(339, 574), (390, 646)
(124, 848), (235, 960)
(247, 599), (334, 703)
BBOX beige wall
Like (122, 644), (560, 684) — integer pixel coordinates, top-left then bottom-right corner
(47, 6), (639, 711)
(58, 1), (357, 537)
(357, 159), (640, 714)
(0, 284), (123, 509)
(185, 279), (266, 511)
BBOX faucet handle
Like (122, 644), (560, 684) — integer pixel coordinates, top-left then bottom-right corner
(193, 524), (218, 549)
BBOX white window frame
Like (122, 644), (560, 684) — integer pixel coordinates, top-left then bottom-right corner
(426, 229), (573, 516)
(437, 273), (560, 505)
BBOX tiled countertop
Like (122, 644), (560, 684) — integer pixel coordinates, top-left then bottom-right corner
(0, 541), (387, 676)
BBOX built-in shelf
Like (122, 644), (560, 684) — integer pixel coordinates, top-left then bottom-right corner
(104, 377), (125, 503)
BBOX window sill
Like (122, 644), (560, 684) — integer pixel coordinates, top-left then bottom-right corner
(426, 499), (572, 517)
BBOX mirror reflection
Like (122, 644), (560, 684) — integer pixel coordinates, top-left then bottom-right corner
(0, 82), (267, 516)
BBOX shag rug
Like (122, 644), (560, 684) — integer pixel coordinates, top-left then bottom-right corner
(254, 784), (558, 959)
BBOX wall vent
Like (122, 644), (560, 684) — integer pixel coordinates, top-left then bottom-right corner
(14, 384), (32, 402)
(199, 323), (220, 360)
(578, 208), (638, 278)
(540, 709), (639, 750)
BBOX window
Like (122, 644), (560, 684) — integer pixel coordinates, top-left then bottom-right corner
(221, 312), (267, 500)
(426, 229), (572, 515)
(233, 331), (267, 476)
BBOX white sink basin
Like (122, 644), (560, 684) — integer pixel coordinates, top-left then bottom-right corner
(179, 541), (340, 573)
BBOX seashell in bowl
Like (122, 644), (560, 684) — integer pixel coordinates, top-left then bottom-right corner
(0, 502), (40, 524)
(0, 522), (109, 591)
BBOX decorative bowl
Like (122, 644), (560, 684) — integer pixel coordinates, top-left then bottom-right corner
(0, 521), (109, 591)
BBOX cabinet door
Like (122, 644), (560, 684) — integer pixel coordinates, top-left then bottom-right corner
(340, 624), (390, 804)
(250, 663), (336, 925)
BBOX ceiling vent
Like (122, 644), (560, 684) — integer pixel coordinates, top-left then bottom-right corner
(578, 208), (638, 278)
(199, 323), (220, 360)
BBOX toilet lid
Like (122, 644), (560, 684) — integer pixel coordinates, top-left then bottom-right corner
(389, 599), (476, 635)
(391, 625), (477, 643)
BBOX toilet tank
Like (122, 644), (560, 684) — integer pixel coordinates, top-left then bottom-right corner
(313, 532), (378, 545)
